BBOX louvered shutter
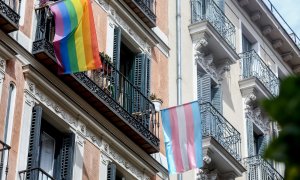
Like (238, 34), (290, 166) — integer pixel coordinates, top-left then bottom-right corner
(199, 73), (211, 103)
(112, 27), (121, 99)
(26, 106), (43, 180)
(258, 134), (269, 156)
(133, 53), (145, 112)
(213, 0), (224, 11)
(211, 85), (222, 113)
(107, 163), (116, 180)
(197, 72), (212, 136)
(58, 133), (75, 180)
(247, 119), (255, 156)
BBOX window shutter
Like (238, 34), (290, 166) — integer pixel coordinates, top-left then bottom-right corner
(133, 53), (145, 112)
(199, 73), (211, 103)
(26, 106), (43, 180)
(258, 134), (269, 156)
(212, 85), (222, 113)
(58, 133), (75, 180)
(112, 27), (121, 99)
(145, 55), (151, 98)
(107, 163), (116, 180)
(247, 119), (255, 157)
(213, 0), (224, 11)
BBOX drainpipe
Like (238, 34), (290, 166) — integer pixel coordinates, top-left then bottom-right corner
(176, 0), (182, 106)
(176, 0), (182, 179)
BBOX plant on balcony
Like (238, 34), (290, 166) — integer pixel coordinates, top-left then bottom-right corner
(150, 93), (163, 111)
(262, 76), (300, 180)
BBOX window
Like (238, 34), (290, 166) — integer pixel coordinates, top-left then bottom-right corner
(242, 34), (252, 52)
(24, 106), (75, 179)
(3, 83), (16, 145)
(107, 163), (126, 180)
(197, 72), (222, 113)
(112, 27), (151, 127)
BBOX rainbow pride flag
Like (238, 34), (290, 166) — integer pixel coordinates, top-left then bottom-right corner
(50, 0), (101, 74)
(161, 101), (203, 174)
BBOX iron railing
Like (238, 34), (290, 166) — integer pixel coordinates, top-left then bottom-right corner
(191, 0), (236, 50)
(239, 50), (280, 97)
(33, 7), (160, 140)
(200, 102), (241, 161)
(0, 0), (20, 24)
(79, 56), (159, 136)
(135, 0), (156, 16)
(244, 155), (283, 180)
(261, 0), (300, 49)
(19, 168), (55, 180)
(0, 140), (10, 180)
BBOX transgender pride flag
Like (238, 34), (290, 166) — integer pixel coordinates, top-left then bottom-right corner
(161, 101), (203, 174)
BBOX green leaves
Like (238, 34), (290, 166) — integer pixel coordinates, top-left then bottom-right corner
(261, 76), (300, 180)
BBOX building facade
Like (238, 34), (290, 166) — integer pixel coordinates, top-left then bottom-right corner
(167, 0), (299, 179)
(0, 0), (169, 179)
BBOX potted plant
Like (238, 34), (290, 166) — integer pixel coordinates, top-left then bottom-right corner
(150, 93), (163, 112)
(100, 52), (113, 74)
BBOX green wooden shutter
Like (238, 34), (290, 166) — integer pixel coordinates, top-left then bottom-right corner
(107, 163), (116, 180)
(145, 55), (151, 97)
(26, 106), (43, 180)
(133, 53), (145, 112)
(57, 133), (75, 180)
(258, 134), (269, 156)
(112, 27), (121, 99)
(200, 73), (211, 103)
(247, 119), (255, 156)
(212, 85), (222, 113)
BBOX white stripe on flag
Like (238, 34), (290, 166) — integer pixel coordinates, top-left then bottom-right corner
(176, 106), (189, 171)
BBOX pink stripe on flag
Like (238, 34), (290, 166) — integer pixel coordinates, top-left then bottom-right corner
(184, 104), (197, 169)
(169, 108), (184, 172)
(50, 5), (65, 42)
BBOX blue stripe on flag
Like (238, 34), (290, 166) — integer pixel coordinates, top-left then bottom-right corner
(191, 102), (203, 168)
(161, 109), (176, 173)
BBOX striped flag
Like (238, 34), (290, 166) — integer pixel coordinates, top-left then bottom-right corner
(161, 101), (203, 174)
(50, 0), (102, 74)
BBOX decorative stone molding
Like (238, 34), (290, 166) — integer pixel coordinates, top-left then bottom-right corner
(244, 92), (257, 109)
(35, 87), (78, 127)
(108, 148), (150, 180)
(251, 11), (262, 22)
(246, 107), (270, 132)
(99, 0), (151, 55)
(0, 59), (5, 72)
(29, 82), (151, 180)
(195, 34), (209, 51)
(282, 52), (293, 62)
(272, 39), (283, 49)
(262, 25), (273, 36)
(238, 0), (249, 7)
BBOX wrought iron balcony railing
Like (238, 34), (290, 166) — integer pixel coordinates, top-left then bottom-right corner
(261, 0), (300, 50)
(0, 0), (20, 33)
(124, 0), (156, 28)
(32, 7), (160, 153)
(19, 168), (55, 180)
(77, 56), (160, 137)
(191, 0), (236, 50)
(239, 50), (280, 97)
(200, 102), (241, 161)
(244, 155), (283, 180)
(0, 140), (10, 180)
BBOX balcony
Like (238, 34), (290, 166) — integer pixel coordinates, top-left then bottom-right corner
(19, 168), (55, 180)
(239, 50), (280, 99)
(244, 155), (283, 180)
(0, 140), (10, 180)
(189, 0), (238, 65)
(123, 0), (156, 28)
(200, 103), (245, 177)
(0, 0), (20, 33)
(234, 0), (300, 73)
(31, 7), (160, 154)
